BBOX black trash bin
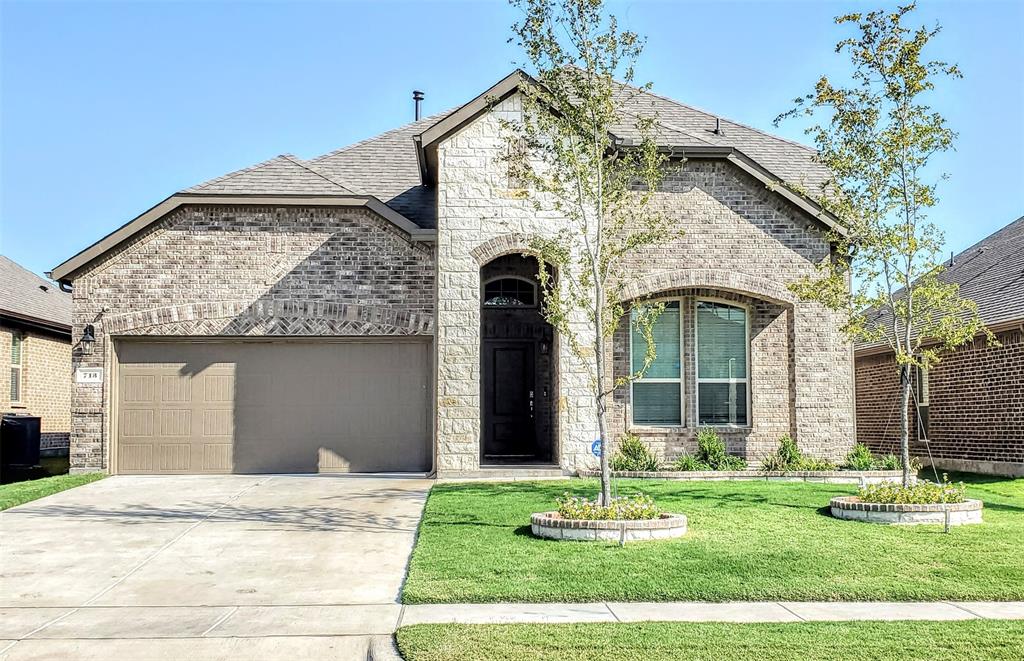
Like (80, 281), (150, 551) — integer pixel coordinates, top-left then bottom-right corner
(1, 414), (42, 482)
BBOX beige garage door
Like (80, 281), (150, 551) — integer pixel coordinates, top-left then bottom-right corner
(115, 339), (431, 474)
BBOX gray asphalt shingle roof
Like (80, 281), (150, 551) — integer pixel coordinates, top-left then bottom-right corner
(181, 75), (832, 231)
(0, 255), (72, 331)
(935, 215), (1024, 327)
(855, 216), (1024, 352)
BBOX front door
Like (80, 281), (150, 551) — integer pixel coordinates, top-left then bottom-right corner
(482, 340), (536, 461)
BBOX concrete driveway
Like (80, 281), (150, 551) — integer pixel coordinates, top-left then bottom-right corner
(0, 474), (431, 659)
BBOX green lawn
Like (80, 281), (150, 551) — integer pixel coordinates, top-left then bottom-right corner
(402, 473), (1024, 603)
(396, 621), (1024, 661)
(0, 472), (104, 511)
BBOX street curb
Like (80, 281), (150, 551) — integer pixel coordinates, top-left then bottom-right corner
(367, 634), (403, 661)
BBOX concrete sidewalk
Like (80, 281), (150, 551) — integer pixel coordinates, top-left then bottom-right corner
(399, 601), (1024, 626)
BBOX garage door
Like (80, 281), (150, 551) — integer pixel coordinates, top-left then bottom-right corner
(115, 339), (431, 474)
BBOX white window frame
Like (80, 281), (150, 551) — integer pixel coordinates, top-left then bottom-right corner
(629, 298), (684, 427)
(694, 297), (751, 428)
(481, 275), (539, 309)
(10, 329), (24, 405)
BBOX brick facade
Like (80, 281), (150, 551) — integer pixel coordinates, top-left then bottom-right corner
(65, 93), (856, 476)
(68, 204), (435, 472)
(434, 93), (854, 476)
(1, 324), (72, 451)
(855, 325), (1024, 476)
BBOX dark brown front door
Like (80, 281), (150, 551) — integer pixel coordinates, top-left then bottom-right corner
(482, 340), (536, 461)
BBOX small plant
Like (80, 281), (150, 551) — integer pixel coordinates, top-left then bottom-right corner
(762, 435), (834, 472)
(858, 475), (967, 505)
(796, 456), (838, 471)
(671, 454), (710, 471)
(609, 434), (661, 472)
(683, 427), (747, 471)
(777, 435), (801, 467)
(697, 427), (727, 467)
(845, 443), (876, 471)
(760, 452), (789, 472)
(877, 454), (901, 470)
(556, 492), (661, 521)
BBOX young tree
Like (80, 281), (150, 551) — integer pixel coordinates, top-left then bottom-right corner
(503, 0), (678, 505)
(776, 3), (991, 486)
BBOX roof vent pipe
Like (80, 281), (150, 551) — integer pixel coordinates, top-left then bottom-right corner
(714, 117), (723, 135)
(413, 90), (424, 121)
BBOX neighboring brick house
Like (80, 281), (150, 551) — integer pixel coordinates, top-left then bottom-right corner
(1, 255), (73, 454)
(855, 216), (1024, 477)
(50, 70), (854, 477)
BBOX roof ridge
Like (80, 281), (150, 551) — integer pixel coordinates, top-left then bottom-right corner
(183, 154), (297, 192)
(310, 109), (457, 163)
(625, 81), (819, 154)
(278, 154), (364, 195)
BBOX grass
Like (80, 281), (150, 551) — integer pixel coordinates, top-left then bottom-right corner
(402, 473), (1024, 603)
(396, 620), (1024, 660)
(0, 472), (104, 511)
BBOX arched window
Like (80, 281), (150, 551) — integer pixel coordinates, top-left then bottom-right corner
(483, 277), (537, 307)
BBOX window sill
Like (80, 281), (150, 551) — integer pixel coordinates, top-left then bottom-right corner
(629, 425), (752, 434)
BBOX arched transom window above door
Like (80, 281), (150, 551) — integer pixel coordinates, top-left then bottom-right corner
(483, 277), (537, 308)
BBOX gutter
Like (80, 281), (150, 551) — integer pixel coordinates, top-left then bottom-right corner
(0, 309), (72, 337)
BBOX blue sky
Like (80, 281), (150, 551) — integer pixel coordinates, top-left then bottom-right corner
(2, 0), (1022, 277)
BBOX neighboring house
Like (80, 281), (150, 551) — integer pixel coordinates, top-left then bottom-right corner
(1, 255), (73, 454)
(855, 216), (1024, 477)
(49, 70), (854, 477)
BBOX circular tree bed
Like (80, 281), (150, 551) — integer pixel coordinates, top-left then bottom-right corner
(530, 512), (688, 542)
(830, 496), (983, 526)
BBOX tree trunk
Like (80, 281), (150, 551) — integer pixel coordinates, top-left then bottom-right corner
(594, 323), (612, 506)
(899, 364), (912, 487)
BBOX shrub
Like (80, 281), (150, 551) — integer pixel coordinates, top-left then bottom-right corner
(858, 476), (967, 504)
(556, 492), (661, 520)
(796, 456), (838, 471)
(609, 434), (660, 472)
(687, 427), (748, 471)
(877, 454), (902, 471)
(760, 452), (789, 472)
(845, 443), (876, 471)
(777, 434), (801, 467)
(697, 427), (728, 466)
(762, 435), (835, 471)
(671, 454), (711, 471)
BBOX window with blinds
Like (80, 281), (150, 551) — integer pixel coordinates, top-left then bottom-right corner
(10, 330), (24, 403)
(630, 301), (682, 425)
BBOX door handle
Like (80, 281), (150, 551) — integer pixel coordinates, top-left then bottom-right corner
(529, 390), (535, 418)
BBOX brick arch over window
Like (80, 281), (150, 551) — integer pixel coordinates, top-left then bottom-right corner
(102, 300), (433, 336)
(470, 233), (544, 266)
(619, 269), (796, 306)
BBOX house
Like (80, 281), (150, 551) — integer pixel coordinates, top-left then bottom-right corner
(1, 255), (73, 454)
(855, 216), (1024, 477)
(49, 71), (854, 477)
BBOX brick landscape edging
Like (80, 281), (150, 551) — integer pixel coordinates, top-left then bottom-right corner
(577, 469), (905, 484)
(530, 512), (688, 542)
(830, 496), (983, 525)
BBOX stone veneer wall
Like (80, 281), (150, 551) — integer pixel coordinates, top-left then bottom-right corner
(855, 325), (1024, 476)
(68, 205), (435, 472)
(1, 324), (72, 451)
(434, 92), (855, 475)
